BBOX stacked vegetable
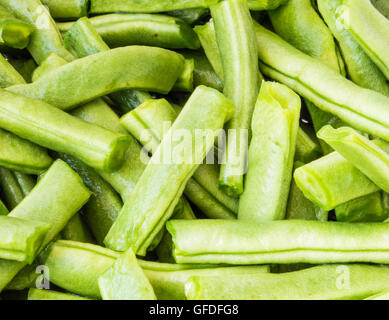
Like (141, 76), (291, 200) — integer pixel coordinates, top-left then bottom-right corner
(0, 0), (388, 301)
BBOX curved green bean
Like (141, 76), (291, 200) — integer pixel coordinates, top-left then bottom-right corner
(212, 0), (261, 196)
(167, 219), (389, 265)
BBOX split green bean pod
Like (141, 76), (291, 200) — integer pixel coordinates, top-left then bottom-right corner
(167, 219), (389, 265)
(0, 160), (91, 292)
(185, 264), (389, 300)
(42, 240), (269, 300)
(253, 22), (389, 142)
(212, 0), (261, 197)
(8, 46), (185, 110)
(104, 86), (234, 255)
(238, 81), (301, 222)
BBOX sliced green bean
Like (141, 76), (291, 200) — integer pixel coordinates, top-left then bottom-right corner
(120, 98), (238, 219)
(0, 89), (131, 172)
(105, 86), (234, 255)
(0, 128), (53, 174)
(64, 14), (200, 50)
(0, 0), (74, 64)
(167, 219), (389, 265)
(31, 52), (67, 82)
(7, 57), (36, 83)
(0, 5), (34, 49)
(212, 0), (261, 196)
(335, 192), (389, 222)
(248, 0), (288, 11)
(185, 264), (389, 300)
(167, 8), (208, 24)
(294, 151), (379, 211)
(8, 46), (184, 110)
(13, 172), (35, 197)
(42, 240), (268, 300)
(0, 159), (91, 292)
(239, 82), (301, 221)
(98, 249), (156, 300)
(318, 126), (389, 193)
(254, 22), (389, 142)
(317, 0), (389, 97)
(41, 0), (89, 20)
(180, 50), (223, 91)
(339, 0), (389, 80)
(0, 167), (26, 210)
(173, 58), (194, 92)
(28, 288), (90, 300)
(0, 215), (49, 263)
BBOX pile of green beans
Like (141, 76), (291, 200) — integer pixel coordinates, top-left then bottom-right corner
(0, 0), (389, 302)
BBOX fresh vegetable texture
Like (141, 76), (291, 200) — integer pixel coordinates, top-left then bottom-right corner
(0, 0), (389, 302)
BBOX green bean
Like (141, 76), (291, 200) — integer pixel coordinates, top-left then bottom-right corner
(295, 127), (322, 164)
(64, 14), (200, 50)
(98, 249), (156, 300)
(42, 240), (269, 300)
(167, 8), (208, 25)
(61, 213), (95, 244)
(318, 126), (389, 193)
(0, 90), (131, 172)
(167, 219), (389, 265)
(13, 172), (35, 197)
(0, 215), (50, 263)
(371, 0), (389, 19)
(105, 86), (234, 255)
(31, 52), (67, 82)
(239, 82), (300, 221)
(212, 0), (261, 196)
(56, 152), (122, 245)
(0, 128), (53, 174)
(8, 46), (184, 111)
(0, 54), (25, 87)
(0, 198), (7, 215)
(180, 50), (223, 91)
(254, 22), (389, 142)
(335, 192), (389, 223)
(194, 21), (223, 80)
(28, 288), (90, 300)
(89, 0), (220, 13)
(7, 57), (36, 83)
(0, 5), (34, 49)
(0, 159), (91, 291)
(286, 162), (328, 221)
(0, 0), (74, 64)
(317, 0), (389, 97)
(338, 0), (389, 80)
(294, 151), (379, 211)
(173, 58), (194, 92)
(41, 0), (89, 20)
(248, 0), (288, 11)
(268, 0), (346, 154)
(0, 167), (26, 210)
(120, 98), (238, 219)
(4, 261), (38, 290)
(185, 264), (389, 300)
